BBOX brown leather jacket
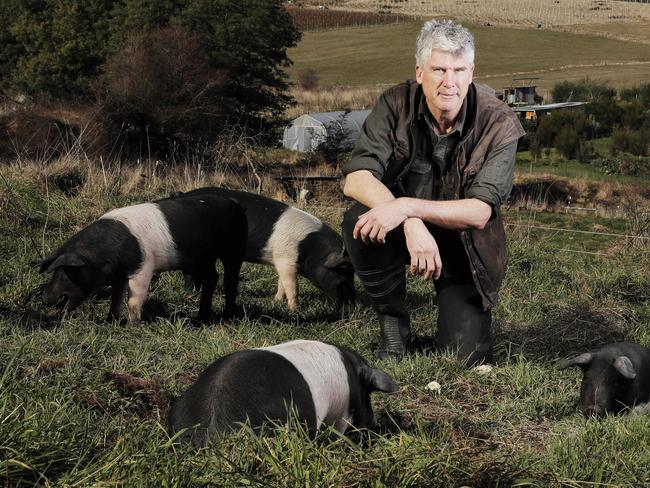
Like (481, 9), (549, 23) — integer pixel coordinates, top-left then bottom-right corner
(347, 80), (525, 309)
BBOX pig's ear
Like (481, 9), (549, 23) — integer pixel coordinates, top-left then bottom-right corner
(558, 352), (594, 370)
(40, 252), (85, 273)
(613, 356), (637, 380)
(365, 367), (399, 394)
(323, 252), (353, 272)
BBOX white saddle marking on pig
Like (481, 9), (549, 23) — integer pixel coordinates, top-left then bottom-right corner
(101, 203), (179, 271)
(259, 340), (351, 430)
(261, 207), (322, 266)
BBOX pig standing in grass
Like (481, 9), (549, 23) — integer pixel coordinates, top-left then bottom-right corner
(559, 342), (650, 417)
(40, 194), (247, 323)
(174, 187), (355, 310)
(168, 339), (398, 445)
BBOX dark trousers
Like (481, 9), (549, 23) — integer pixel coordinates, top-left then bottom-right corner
(342, 203), (493, 365)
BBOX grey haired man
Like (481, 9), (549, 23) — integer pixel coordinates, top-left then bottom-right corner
(342, 19), (524, 365)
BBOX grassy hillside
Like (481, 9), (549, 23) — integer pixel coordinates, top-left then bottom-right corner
(1, 161), (649, 486)
(287, 21), (650, 94)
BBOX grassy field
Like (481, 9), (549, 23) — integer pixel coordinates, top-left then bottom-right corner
(332, 0), (650, 36)
(287, 21), (650, 95)
(1, 160), (649, 486)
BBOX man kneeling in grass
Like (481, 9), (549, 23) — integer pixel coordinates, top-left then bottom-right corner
(342, 19), (524, 365)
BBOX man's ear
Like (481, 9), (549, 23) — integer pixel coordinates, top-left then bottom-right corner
(415, 64), (424, 84)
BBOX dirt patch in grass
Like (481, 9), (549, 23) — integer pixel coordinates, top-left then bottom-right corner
(104, 371), (170, 422)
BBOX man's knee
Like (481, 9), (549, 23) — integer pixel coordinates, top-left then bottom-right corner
(342, 203), (369, 238)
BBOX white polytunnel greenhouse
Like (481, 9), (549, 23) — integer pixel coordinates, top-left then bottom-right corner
(282, 110), (371, 152)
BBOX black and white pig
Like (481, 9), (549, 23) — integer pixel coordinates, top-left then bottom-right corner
(559, 341), (650, 417)
(173, 187), (355, 310)
(168, 339), (398, 445)
(40, 194), (247, 323)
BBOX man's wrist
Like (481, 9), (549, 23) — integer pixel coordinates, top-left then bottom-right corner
(403, 216), (424, 229)
(400, 197), (423, 220)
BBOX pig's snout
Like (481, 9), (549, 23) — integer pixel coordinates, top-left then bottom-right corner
(42, 287), (69, 309)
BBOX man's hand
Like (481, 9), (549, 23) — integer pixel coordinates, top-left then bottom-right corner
(403, 218), (442, 280)
(353, 199), (409, 244)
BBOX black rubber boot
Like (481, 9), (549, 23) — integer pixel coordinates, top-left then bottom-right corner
(375, 314), (411, 360)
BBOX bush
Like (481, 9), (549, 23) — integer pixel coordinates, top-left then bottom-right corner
(0, 107), (76, 161)
(554, 126), (580, 160)
(551, 80), (616, 103)
(611, 129), (648, 157)
(1, 0), (300, 132)
(619, 84), (650, 109)
(297, 68), (319, 91)
(535, 109), (594, 158)
(620, 101), (648, 130)
(97, 26), (228, 158)
(593, 155), (649, 176)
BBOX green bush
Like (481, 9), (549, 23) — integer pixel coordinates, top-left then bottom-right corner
(0, 0), (300, 127)
(97, 26), (229, 157)
(619, 83), (650, 109)
(611, 129), (649, 157)
(551, 80), (616, 104)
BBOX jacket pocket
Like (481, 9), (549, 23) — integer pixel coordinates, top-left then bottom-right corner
(403, 158), (432, 198)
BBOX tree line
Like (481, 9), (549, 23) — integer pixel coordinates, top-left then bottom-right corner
(0, 0), (300, 158)
(523, 80), (650, 175)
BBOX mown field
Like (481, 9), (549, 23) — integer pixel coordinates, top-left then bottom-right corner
(1, 159), (649, 486)
(287, 20), (650, 95)
(330, 0), (650, 37)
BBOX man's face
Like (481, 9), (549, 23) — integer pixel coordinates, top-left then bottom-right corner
(415, 49), (474, 120)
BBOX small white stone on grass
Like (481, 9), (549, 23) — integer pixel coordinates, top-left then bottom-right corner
(426, 381), (441, 394)
(474, 364), (493, 375)
(632, 403), (650, 416)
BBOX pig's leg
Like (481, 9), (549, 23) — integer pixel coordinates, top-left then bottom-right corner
(274, 277), (286, 301)
(127, 262), (154, 323)
(222, 258), (243, 317)
(196, 264), (218, 323)
(107, 279), (127, 321)
(274, 259), (298, 310)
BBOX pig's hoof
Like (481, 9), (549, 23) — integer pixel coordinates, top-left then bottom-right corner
(222, 305), (244, 320)
(187, 317), (206, 328)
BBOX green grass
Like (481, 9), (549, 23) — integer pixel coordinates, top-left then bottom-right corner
(1, 167), (649, 486)
(288, 21), (650, 93)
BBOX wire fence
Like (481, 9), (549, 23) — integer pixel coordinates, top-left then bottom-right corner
(303, 202), (649, 258)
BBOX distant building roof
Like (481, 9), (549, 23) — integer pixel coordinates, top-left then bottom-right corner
(512, 101), (586, 112)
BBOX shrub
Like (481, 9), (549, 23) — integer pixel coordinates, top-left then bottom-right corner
(2, 0), (300, 131)
(535, 109), (594, 158)
(0, 107), (76, 161)
(97, 26), (228, 158)
(297, 68), (319, 91)
(619, 84), (650, 109)
(554, 126), (580, 160)
(551, 80), (616, 103)
(620, 101), (648, 130)
(611, 129), (648, 157)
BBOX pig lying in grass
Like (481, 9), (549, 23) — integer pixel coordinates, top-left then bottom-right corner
(173, 187), (355, 310)
(169, 339), (398, 445)
(40, 194), (247, 323)
(559, 341), (650, 417)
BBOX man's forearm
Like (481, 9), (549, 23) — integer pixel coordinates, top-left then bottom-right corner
(343, 170), (395, 208)
(401, 197), (492, 230)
